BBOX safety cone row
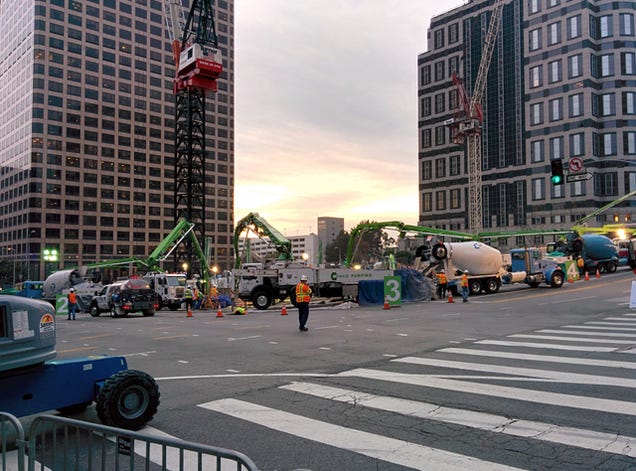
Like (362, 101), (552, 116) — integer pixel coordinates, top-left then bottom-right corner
(584, 271), (590, 281)
(447, 292), (454, 303)
(281, 305), (288, 316)
(383, 296), (391, 310)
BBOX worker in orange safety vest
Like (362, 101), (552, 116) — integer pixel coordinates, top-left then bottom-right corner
(295, 275), (312, 332)
(435, 269), (448, 300)
(460, 270), (469, 303)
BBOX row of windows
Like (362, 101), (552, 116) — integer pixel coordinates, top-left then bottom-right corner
(529, 13), (634, 51)
(528, 91), (636, 125)
(419, 56), (460, 86)
(421, 188), (463, 212)
(530, 132), (636, 161)
(528, 0), (567, 15)
(421, 155), (462, 180)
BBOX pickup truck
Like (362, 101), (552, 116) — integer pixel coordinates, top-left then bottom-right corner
(89, 279), (158, 318)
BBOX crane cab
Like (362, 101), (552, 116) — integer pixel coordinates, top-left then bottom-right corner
(178, 43), (223, 80)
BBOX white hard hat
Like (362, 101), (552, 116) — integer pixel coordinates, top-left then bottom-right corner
(440, 269), (445, 273)
(300, 275), (308, 281)
(69, 288), (75, 292)
(464, 270), (469, 274)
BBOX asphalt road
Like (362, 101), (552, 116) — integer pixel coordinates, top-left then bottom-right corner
(46, 269), (636, 469)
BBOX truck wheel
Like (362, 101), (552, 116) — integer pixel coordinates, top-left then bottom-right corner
(431, 243), (448, 261)
(485, 278), (499, 293)
(96, 370), (160, 431)
(469, 279), (482, 295)
(606, 262), (617, 273)
(551, 271), (565, 288)
(252, 289), (272, 310)
(142, 310), (155, 317)
(90, 304), (101, 317)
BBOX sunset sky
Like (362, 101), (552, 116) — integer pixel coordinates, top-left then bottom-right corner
(234, 1), (462, 235)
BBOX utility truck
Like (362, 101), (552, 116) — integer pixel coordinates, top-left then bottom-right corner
(0, 295), (159, 430)
(428, 241), (565, 296)
(547, 233), (619, 273)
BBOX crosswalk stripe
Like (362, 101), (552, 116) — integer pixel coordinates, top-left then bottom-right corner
(562, 324), (636, 331)
(601, 318), (636, 323)
(437, 347), (636, 369)
(585, 321), (636, 326)
(475, 340), (616, 352)
(338, 368), (636, 416)
(279, 382), (636, 458)
(509, 334), (634, 344)
(392, 357), (636, 388)
(537, 329), (636, 338)
(198, 398), (521, 470)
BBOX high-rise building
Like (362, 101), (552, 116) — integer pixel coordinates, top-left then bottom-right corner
(0, 0), (234, 282)
(317, 216), (344, 261)
(418, 0), (636, 240)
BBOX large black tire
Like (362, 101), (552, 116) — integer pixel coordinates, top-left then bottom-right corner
(605, 261), (617, 273)
(485, 278), (500, 294)
(142, 310), (155, 317)
(252, 289), (272, 310)
(90, 303), (101, 317)
(96, 370), (160, 430)
(288, 287), (298, 308)
(551, 271), (565, 288)
(469, 279), (482, 295)
(431, 243), (448, 261)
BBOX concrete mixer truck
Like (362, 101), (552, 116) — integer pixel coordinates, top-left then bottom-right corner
(429, 241), (565, 296)
(547, 233), (619, 274)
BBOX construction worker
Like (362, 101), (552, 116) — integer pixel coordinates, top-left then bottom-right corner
(460, 270), (469, 303)
(577, 255), (585, 276)
(295, 275), (312, 332)
(184, 286), (194, 312)
(67, 288), (77, 320)
(435, 269), (448, 300)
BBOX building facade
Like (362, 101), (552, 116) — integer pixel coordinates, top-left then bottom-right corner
(0, 0), (234, 283)
(240, 233), (321, 267)
(317, 216), (344, 261)
(418, 0), (636, 240)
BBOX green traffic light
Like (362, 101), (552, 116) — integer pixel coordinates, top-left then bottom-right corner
(551, 175), (563, 184)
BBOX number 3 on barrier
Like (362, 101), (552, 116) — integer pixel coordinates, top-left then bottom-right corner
(384, 276), (401, 307)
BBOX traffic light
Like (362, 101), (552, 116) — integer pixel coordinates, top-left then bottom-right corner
(550, 159), (564, 185)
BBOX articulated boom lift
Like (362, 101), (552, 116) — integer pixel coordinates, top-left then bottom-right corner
(163, 0), (223, 276)
(448, 0), (504, 233)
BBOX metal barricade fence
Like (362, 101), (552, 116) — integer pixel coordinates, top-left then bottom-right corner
(1, 413), (258, 471)
(1, 412), (26, 471)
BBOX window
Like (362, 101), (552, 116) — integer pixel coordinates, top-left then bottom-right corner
(532, 178), (545, 200)
(448, 23), (459, 44)
(625, 92), (636, 115)
(548, 59), (562, 83)
(420, 65), (431, 85)
(567, 15), (581, 39)
(551, 181), (564, 198)
(550, 136), (564, 159)
(548, 22), (561, 45)
(597, 132), (617, 156)
(530, 140), (544, 163)
(599, 15), (613, 38)
(434, 61), (444, 81)
(449, 155), (460, 175)
(434, 29), (444, 49)
(530, 103), (543, 125)
(434, 93), (445, 113)
(529, 0), (540, 15)
(421, 97), (431, 117)
(450, 189), (461, 209)
(422, 193), (432, 212)
(435, 191), (446, 211)
(568, 54), (582, 78)
(600, 93), (615, 116)
(623, 52), (636, 75)
(569, 93), (583, 117)
(435, 158), (445, 178)
(620, 13), (634, 36)
(571, 180), (586, 196)
(549, 98), (563, 121)
(600, 54), (615, 77)
(626, 132), (636, 155)
(529, 65), (542, 88)
(594, 173), (617, 196)
(570, 133), (585, 156)
(421, 129), (431, 148)
(529, 29), (541, 51)
(435, 126), (445, 146)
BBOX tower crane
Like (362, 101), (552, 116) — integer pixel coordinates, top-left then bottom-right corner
(448, 0), (504, 233)
(163, 0), (223, 276)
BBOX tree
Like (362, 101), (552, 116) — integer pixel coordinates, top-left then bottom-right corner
(394, 250), (414, 267)
(350, 220), (383, 266)
(325, 230), (349, 265)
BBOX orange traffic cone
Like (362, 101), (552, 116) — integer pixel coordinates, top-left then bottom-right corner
(595, 268), (601, 278)
(584, 271), (590, 281)
(186, 308), (193, 318)
(568, 274), (574, 283)
(216, 307), (224, 318)
(448, 292), (454, 303)
(383, 296), (390, 310)
(281, 305), (288, 316)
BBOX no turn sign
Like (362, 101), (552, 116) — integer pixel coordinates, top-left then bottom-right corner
(569, 157), (583, 173)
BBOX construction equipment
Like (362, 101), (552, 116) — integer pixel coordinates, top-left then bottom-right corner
(1, 296), (159, 430)
(448, 0), (505, 233)
(163, 0), (222, 271)
(233, 212), (294, 269)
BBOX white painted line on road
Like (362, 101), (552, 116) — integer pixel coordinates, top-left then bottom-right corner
(464, 338), (477, 341)
(449, 341), (461, 344)
(438, 347), (636, 369)
(319, 347), (331, 351)
(313, 325), (339, 330)
(509, 334), (635, 345)
(198, 398), (520, 470)
(339, 368), (636, 416)
(475, 340), (616, 352)
(563, 324), (636, 331)
(269, 341), (279, 345)
(538, 295), (597, 305)
(178, 360), (188, 364)
(156, 373), (334, 381)
(226, 335), (261, 342)
(385, 317), (409, 322)
(396, 333), (408, 337)
(537, 329), (636, 338)
(280, 382), (636, 458)
(383, 354), (398, 358)
(226, 369), (240, 373)
(124, 350), (157, 357)
(586, 321), (636, 327)
(393, 357), (636, 388)
(603, 317), (636, 322)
